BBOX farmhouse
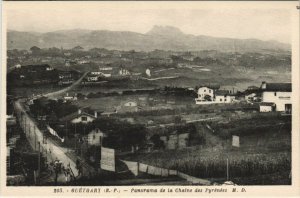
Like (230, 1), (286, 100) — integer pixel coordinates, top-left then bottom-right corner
(195, 85), (236, 104)
(119, 68), (131, 76)
(195, 86), (215, 103)
(86, 128), (107, 146)
(214, 90), (236, 103)
(60, 109), (97, 124)
(86, 74), (99, 82)
(90, 71), (111, 78)
(260, 82), (292, 112)
(124, 101), (137, 107)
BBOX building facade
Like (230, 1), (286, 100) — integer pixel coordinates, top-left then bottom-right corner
(261, 82), (292, 112)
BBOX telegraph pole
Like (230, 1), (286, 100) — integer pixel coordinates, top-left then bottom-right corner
(65, 121), (69, 152)
(74, 123), (77, 153)
(24, 115), (26, 134)
(226, 158), (229, 181)
(34, 125), (37, 150)
(38, 141), (41, 184)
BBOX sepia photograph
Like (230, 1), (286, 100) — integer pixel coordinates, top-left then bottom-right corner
(1, 1), (299, 196)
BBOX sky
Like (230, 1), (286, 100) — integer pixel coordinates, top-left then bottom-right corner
(5, 2), (293, 44)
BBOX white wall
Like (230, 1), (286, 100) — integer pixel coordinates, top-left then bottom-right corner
(260, 105), (273, 112)
(262, 91), (291, 111)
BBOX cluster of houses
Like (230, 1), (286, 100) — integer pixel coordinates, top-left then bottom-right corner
(195, 81), (292, 113)
(84, 66), (132, 82)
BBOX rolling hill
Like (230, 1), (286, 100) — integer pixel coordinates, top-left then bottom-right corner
(7, 25), (290, 52)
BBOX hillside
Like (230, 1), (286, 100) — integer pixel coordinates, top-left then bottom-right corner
(7, 26), (290, 52)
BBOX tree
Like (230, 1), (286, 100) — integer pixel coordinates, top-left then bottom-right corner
(150, 134), (165, 149)
(30, 46), (41, 54)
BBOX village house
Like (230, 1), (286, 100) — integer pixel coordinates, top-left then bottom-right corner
(63, 93), (77, 102)
(58, 70), (78, 85)
(86, 74), (100, 82)
(196, 86), (215, 102)
(119, 68), (131, 76)
(195, 85), (237, 104)
(90, 71), (111, 78)
(260, 81), (292, 113)
(99, 67), (113, 71)
(243, 85), (261, 103)
(60, 109), (97, 124)
(58, 71), (72, 79)
(214, 90), (236, 103)
(77, 60), (90, 64)
(86, 128), (107, 146)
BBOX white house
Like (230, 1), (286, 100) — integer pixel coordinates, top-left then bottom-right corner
(195, 86), (236, 104)
(15, 64), (22, 68)
(87, 128), (107, 146)
(60, 109), (97, 124)
(195, 87), (214, 104)
(90, 71), (111, 78)
(99, 67), (113, 71)
(124, 101), (137, 107)
(260, 82), (292, 112)
(63, 93), (77, 101)
(87, 75), (99, 82)
(215, 90), (236, 103)
(119, 68), (130, 76)
(245, 93), (256, 101)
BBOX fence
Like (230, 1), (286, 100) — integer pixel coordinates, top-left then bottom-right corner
(121, 159), (211, 185)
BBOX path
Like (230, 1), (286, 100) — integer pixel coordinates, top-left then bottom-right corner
(14, 99), (79, 183)
(12, 72), (92, 184)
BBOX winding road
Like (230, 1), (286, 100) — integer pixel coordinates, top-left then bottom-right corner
(13, 71), (91, 184)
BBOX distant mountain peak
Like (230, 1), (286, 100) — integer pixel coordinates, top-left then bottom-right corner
(147, 25), (184, 36)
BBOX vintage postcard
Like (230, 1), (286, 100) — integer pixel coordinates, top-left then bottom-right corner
(1, 1), (299, 197)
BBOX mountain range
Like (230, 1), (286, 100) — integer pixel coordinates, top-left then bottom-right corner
(7, 25), (290, 52)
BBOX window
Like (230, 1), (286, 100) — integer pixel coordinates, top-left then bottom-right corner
(209, 90), (211, 93)
(93, 135), (96, 140)
(204, 89), (206, 92)
(225, 99), (227, 102)
(81, 116), (87, 121)
(220, 98), (222, 102)
(274, 92), (277, 96)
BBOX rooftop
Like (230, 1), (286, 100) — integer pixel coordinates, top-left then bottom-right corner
(262, 83), (292, 92)
(59, 111), (96, 122)
(260, 102), (275, 106)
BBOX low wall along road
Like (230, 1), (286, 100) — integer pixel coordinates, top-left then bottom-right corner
(121, 159), (211, 185)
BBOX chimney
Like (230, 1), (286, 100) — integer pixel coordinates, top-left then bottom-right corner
(78, 109), (82, 114)
(94, 111), (98, 118)
(261, 81), (267, 89)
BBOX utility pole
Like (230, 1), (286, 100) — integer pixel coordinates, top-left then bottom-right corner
(65, 121), (68, 152)
(24, 115), (26, 134)
(38, 141), (41, 184)
(226, 158), (229, 181)
(75, 123), (77, 153)
(34, 125), (37, 150)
